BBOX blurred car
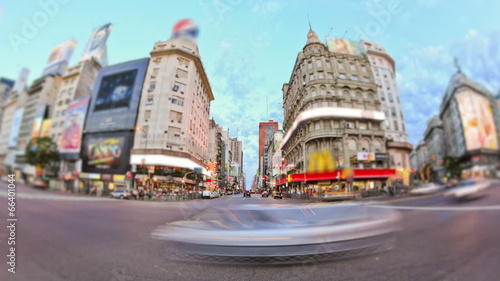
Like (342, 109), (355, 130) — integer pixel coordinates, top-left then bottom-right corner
(243, 191), (251, 197)
(109, 189), (131, 199)
(444, 179), (458, 189)
(32, 177), (49, 189)
(408, 183), (443, 195)
(273, 192), (283, 199)
(262, 191), (269, 197)
(445, 179), (490, 201)
(152, 203), (402, 264)
(211, 191), (220, 198)
(202, 190), (213, 199)
(226, 191), (233, 195)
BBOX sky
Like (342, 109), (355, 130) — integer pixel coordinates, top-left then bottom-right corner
(1, 0), (499, 188)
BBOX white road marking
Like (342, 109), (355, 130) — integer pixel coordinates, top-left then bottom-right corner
(366, 204), (500, 211)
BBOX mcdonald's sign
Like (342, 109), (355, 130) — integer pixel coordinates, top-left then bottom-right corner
(308, 150), (335, 173)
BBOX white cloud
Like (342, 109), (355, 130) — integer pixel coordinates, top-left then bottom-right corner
(252, 0), (284, 16)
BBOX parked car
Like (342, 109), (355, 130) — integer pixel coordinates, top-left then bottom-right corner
(262, 191), (269, 197)
(109, 189), (131, 199)
(445, 179), (490, 201)
(202, 190), (212, 199)
(243, 191), (251, 198)
(273, 192), (283, 199)
(32, 177), (49, 189)
(211, 191), (220, 198)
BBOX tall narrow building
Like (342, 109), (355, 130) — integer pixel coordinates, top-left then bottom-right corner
(258, 120), (278, 179)
(130, 22), (214, 192)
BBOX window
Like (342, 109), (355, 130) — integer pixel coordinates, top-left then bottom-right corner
(367, 93), (374, 100)
(310, 73), (314, 81)
(150, 84), (156, 90)
(391, 107), (396, 116)
(339, 73), (346, 79)
(145, 110), (151, 119)
(338, 61), (344, 69)
(166, 145), (172, 150)
(60, 90), (66, 96)
(172, 98), (177, 104)
(178, 57), (190, 67)
(351, 75), (359, 81)
(303, 75), (307, 83)
(68, 88), (74, 94)
(393, 120), (399, 130)
(361, 65), (367, 72)
(327, 72), (334, 79)
(177, 97), (184, 106)
(363, 77), (370, 82)
(146, 96), (154, 105)
(359, 122), (367, 129)
(380, 92), (386, 100)
(173, 82), (186, 93)
(152, 68), (159, 77)
(388, 92), (393, 102)
(175, 68), (188, 79)
(343, 90), (350, 97)
(355, 92), (363, 99)
(308, 61), (313, 69)
(169, 110), (182, 122)
(316, 60), (322, 67)
(318, 71), (324, 79)
(350, 63), (356, 71)
(154, 57), (162, 64)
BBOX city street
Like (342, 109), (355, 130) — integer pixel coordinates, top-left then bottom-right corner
(1, 183), (500, 281)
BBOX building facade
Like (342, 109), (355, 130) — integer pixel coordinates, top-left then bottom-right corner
(130, 35), (214, 192)
(258, 120), (278, 177)
(279, 28), (392, 193)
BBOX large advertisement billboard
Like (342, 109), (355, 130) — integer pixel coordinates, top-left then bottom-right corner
(31, 105), (47, 138)
(80, 23), (112, 67)
(81, 131), (132, 174)
(326, 38), (362, 56)
(59, 97), (90, 154)
(42, 39), (77, 76)
(456, 91), (498, 151)
(8, 108), (24, 148)
(84, 58), (149, 133)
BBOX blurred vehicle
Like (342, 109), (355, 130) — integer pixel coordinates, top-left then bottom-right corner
(408, 183), (443, 195)
(202, 190), (213, 199)
(226, 191), (233, 195)
(249, 190), (255, 194)
(109, 189), (131, 199)
(211, 191), (220, 198)
(321, 191), (358, 201)
(32, 177), (49, 189)
(445, 179), (490, 201)
(262, 191), (269, 197)
(444, 179), (458, 189)
(273, 192), (283, 199)
(243, 191), (251, 198)
(152, 203), (402, 264)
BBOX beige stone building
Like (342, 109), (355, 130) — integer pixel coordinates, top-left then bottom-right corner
(130, 36), (214, 190)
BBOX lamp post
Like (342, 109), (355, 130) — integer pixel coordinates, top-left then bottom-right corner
(135, 126), (150, 190)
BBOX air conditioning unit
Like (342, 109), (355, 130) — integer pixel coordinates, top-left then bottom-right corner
(178, 120), (182, 123)
(175, 74), (179, 78)
(148, 89), (153, 92)
(174, 133), (180, 137)
(151, 75), (156, 78)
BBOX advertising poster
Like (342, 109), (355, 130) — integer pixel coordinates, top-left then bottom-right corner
(42, 39), (77, 76)
(456, 91), (498, 151)
(84, 58), (149, 133)
(94, 70), (137, 111)
(80, 23), (112, 66)
(31, 105), (47, 138)
(8, 108), (24, 148)
(82, 131), (132, 174)
(40, 119), (52, 137)
(60, 97), (90, 154)
(326, 38), (362, 56)
(357, 152), (375, 161)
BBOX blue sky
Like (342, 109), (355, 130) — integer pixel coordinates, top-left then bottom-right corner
(1, 0), (499, 187)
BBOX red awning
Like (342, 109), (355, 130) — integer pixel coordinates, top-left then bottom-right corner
(286, 169), (396, 182)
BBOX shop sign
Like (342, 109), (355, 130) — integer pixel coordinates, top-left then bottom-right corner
(88, 173), (100, 179)
(101, 174), (113, 180)
(375, 153), (388, 160)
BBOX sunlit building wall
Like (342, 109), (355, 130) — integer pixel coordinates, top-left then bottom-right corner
(281, 28), (386, 174)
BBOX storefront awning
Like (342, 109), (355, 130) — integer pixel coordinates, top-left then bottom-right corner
(130, 154), (210, 176)
(283, 169), (397, 183)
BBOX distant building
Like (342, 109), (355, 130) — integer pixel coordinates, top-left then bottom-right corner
(258, 120), (278, 183)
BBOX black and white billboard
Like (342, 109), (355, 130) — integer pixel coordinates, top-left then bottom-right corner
(84, 58), (149, 133)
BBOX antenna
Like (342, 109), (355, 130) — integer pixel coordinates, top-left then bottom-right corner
(453, 57), (462, 73)
(307, 13), (311, 29)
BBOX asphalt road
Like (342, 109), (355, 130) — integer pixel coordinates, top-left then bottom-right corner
(1, 182), (500, 281)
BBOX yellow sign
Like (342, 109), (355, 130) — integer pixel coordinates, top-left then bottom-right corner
(287, 174), (292, 182)
(308, 150), (335, 173)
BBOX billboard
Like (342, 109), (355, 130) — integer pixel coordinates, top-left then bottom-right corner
(80, 23), (112, 67)
(8, 108), (24, 147)
(40, 119), (52, 137)
(84, 58), (149, 133)
(171, 19), (199, 39)
(60, 97), (90, 154)
(326, 38), (362, 56)
(31, 105), (47, 138)
(81, 131), (133, 174)
(273, 131), (283, 152)
(42, 39), (77, 76)
(357, 152), (375, 161)
(456, 91), (498, 151)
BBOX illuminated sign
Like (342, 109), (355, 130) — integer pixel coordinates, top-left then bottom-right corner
(326, 38), (363, 56)
(80, 23), (112, 67)
(171, 19), (199, 39)
(82, 132), (132, 174)
(308, 150), (335, 173)
(42, 39), (77, 76)
(357, 152), (375, 161)
(8, 108), (24, 147)
(456, 91), (498, 151)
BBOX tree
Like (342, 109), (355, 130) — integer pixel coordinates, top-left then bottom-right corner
(25, 137), (60, 177)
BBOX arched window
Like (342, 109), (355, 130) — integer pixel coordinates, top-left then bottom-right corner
(320, 86), (327, 96)
(367, 93), (374, 100)
(343, 90), (350, 98)
(355, 92), (363, 99)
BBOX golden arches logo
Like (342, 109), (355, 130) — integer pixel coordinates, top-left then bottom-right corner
(308, 150), (335, 173)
